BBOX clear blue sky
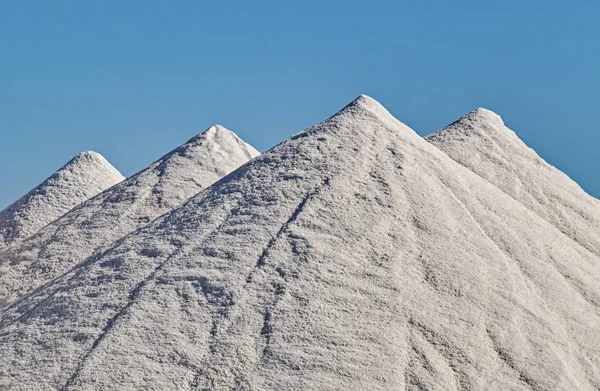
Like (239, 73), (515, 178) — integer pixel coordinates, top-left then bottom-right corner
(1, 1), (598, 209)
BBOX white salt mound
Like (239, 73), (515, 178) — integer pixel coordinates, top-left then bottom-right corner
(0, 96), (599, 390)
(426, 109), (600, 256)
(0, 151), (124, 250)
(0, 126), (258, 307)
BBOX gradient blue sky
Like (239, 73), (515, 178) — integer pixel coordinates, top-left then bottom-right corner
(1, 1), (598, 209)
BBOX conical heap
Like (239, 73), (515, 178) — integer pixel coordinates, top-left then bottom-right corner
(0, 126), (258, 307)
(426, 108), (600, 256)
(1, 96), (599, 390)
(0, 151), (124, 250)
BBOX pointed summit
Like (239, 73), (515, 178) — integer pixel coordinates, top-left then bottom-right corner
(334, 94), (401, 124)
(70, 150), (112, 164)
(141, 125), (260, 205)
(427, 109), (600, 256)
(0, 151), (124, 250)
(62, 150), (121, 174)
(0, 127), (259, 307)
(2, 97), (599, 390)
(184, 124), (259, 161)
(428, 107), (507, 143)
(460, 107), (504, 125)
(344, 94), (382, 110)
(305, 94), (420, 147)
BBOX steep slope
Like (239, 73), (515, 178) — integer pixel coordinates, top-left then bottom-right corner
(1, 96), (599, 390)
(426, 109), (600, 256)
(0, 125), (259, 307)
(0, 151), (124, 250)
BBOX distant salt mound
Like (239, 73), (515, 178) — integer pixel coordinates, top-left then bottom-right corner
(1, 96), (599, 390)
(0, 125), (258, 307)
(0, 151), (124, 250)
(426, 109), (600, 256)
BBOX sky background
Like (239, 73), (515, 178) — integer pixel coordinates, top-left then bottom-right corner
(1, 1), (598, 209)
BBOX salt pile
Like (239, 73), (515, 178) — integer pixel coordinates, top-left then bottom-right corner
(0, 151), (124, 250)
(0, 126), (258, 307)
(0, 97), (598, 390)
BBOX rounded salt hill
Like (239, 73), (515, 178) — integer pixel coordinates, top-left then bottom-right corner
(0, 151), (124, 249)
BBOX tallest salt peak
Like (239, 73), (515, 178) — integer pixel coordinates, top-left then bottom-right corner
(338, 94), (395, 118)
(328, 94), (419, 139)
(348, 94), (382, 109)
